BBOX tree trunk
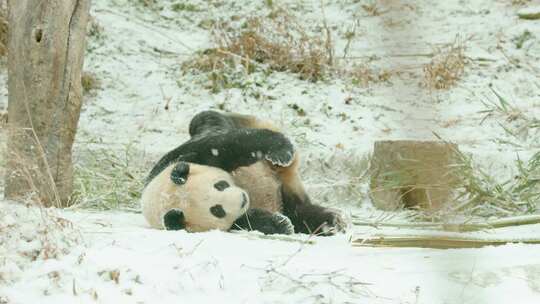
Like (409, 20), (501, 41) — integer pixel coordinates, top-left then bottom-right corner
(5, 0), (90, 207)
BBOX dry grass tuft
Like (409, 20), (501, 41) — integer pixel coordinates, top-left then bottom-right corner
(423, 36), (467, 90)
(183, 8), (333, 90)
(5, 128), (67, 208)
(480, 88), (540, 148)
(414, 134), (540, 220)
(452, 149), (540, 217)
(361, 2), (381, 16)
(137, 0), (158, 8)
(81, 72), (101, 95)
(511, 0), (532, 6)
(350, 64), (392, 87)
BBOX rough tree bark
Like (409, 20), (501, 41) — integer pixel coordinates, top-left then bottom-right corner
(5, 0), (90, 207)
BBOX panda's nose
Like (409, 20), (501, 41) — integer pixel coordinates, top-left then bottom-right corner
(240, 193), (248, 208)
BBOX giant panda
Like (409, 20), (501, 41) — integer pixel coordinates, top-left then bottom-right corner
(141, 110), (346, 235)
(141, 162), (255, 232)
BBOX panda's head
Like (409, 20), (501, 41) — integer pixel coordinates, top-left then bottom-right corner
(141, 161), (250, 232)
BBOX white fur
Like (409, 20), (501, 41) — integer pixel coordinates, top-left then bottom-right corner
(141, 163), (250, 232)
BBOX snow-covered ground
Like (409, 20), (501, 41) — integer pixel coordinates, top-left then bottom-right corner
(1, 0), (540, 303)
(2, 201), (540, 304)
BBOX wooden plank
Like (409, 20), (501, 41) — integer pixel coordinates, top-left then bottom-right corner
(353, 234), (540, 249)
(353, 214), (540, 232)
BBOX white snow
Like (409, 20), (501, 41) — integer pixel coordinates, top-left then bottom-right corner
(1, 201), (540, 303)
(1, 0), (540, 303)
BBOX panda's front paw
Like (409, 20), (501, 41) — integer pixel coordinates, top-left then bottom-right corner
(232, 209), (294, 235)
(265, 133), (295, 167)
(266, 149), (295, 168)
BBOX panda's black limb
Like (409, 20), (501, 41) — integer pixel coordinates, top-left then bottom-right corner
(189, 110), (236, 138)
(163, 209), (186, 230)
(232, 208), (294, 235)
(281, 186), (347, 236)
(146, 127), (295, 183)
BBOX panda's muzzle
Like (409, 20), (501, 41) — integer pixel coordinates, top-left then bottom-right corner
(164, 209), (186, 230)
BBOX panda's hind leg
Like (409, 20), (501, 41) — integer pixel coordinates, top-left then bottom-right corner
(281, 186), (347, 236)
(188, 110), (237, 138)
(189, 110), (281, 139)
(224, 112), (281, 132)
(277, 155), (347, 236)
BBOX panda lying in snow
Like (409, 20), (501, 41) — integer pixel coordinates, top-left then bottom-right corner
(141, 110), (346, 235)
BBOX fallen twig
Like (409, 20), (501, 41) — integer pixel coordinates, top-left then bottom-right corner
(232, 230), (316, 244)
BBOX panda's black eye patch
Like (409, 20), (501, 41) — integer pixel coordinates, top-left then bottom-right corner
(210, 204), (226, 218)
(214, 180), (230, 191)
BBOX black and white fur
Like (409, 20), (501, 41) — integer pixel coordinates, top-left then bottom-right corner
(142, 110), (346, 235)
(142, 161), (252, 232)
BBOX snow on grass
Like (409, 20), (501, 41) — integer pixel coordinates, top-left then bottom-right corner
(72, 0), (539, 185)
(0, 202), (80, 287)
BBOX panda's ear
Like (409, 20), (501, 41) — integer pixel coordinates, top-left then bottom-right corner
(163, 209), (186, 230)
(171, 162), (190, 185)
